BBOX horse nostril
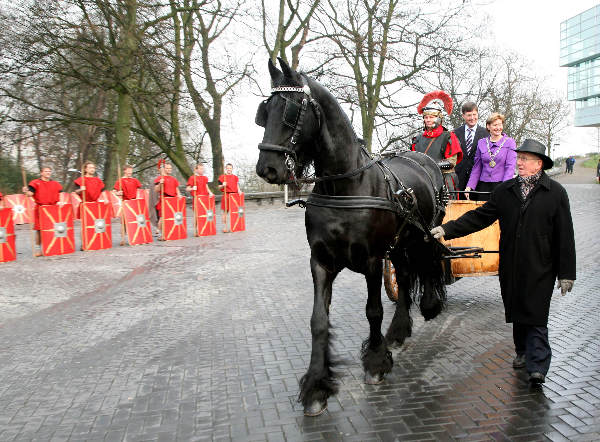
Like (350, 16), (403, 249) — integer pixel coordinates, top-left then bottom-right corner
(256, 164), (276, 181)
(264, 167), (278, 182)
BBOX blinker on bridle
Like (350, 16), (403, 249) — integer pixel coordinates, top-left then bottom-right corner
(257, 77), (321, 179)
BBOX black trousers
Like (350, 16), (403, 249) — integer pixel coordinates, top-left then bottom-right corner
(513, 322), (552, 375)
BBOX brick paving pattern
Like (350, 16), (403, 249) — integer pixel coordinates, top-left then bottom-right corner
(0, 182), (598, 441)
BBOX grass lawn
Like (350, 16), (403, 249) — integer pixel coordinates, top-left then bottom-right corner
(582, 154), (599, 168)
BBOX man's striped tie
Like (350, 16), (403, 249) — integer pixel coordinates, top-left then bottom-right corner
(465, 128), (473, 155)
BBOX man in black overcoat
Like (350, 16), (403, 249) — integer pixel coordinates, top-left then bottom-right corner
(453, 102), (488, 197)
(430, 139), (576, 385)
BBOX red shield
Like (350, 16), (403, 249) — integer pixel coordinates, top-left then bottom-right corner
(229, 193), (245, 232)
(162, 197), (187, 241)
(70, 192), (82, 219)
(5, 194), (34, 224)
(123, 199), (153, 245)
(195, 194), (216, 236)
(39, 204), (75, 256)
(58, 192), (71, 206)
(57, 193), (75, 219)
(98, 191), (115, 218)
(0, 207), (16, 263)
(136, 189), (149, 203)
(136, 189), (149, 212)
(101, 191), (122, 218)
(80, 201), (112, 251)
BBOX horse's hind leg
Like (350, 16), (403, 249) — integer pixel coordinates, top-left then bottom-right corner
(361, 258), (393, 385)
(385, 255), (413, 348)
(299, 257), (338, 416)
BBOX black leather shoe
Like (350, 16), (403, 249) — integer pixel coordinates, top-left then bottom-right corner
(529, 372), (545, 384)
(512, 354), (526, 369)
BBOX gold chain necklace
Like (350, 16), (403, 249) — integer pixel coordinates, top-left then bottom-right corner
(485, 136), (507, 168)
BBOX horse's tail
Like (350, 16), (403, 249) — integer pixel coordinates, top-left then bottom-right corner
(404, 235), (447, 320)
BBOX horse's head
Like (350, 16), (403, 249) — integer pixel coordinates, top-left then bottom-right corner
(255, 58), (321, 185)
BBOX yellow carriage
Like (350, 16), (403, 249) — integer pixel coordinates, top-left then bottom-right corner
(383, 199), (500, 301)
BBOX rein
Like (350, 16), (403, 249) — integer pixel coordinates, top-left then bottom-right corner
(257, 77), (447, 252)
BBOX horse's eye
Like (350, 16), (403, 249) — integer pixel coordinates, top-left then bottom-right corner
(283, 98), (301, 128)
(255, 100), (268, 127)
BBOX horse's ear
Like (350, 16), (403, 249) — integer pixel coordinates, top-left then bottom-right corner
(268, 58), (283, 84)
(278, 57), (294, 79)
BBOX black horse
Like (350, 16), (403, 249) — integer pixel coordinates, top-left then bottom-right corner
(255, 59), (448, 416)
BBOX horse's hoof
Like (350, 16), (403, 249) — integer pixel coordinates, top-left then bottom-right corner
(304, 400), (327, 416)
(364, 372), (385, 385)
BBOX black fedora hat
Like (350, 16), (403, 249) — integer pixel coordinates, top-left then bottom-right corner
(516, 139), (553, 170)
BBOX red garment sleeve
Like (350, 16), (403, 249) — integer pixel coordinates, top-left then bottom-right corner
(445, 131), (463, 164)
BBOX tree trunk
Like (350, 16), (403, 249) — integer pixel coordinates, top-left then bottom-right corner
(105, 0), (138, 186)
(108, 90), (133, 186)
(207, 119), (223, 187)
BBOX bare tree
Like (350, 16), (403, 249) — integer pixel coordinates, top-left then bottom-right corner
(417, 47), (499, 131)
(308, 0), (469, 152)
(174, 0), (253, 183)
(0, 0), (200, 184)
(261, 0), (321, 70)
(424, 48), (570, 156)
(529, 95), (570, 158)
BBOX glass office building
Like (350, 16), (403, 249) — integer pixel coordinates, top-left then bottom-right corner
(560, 5), (600, 127)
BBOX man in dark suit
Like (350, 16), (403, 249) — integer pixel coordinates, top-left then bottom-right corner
(454, 102), (488, 197)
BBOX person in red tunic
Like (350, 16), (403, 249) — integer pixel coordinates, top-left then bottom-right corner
(22, 166), (62, 256)
(411, 90), (463, 199)
(153, 162), (181, 238)
(0, 191), (3, 208)
(218, 163), (240, 233)
(74, 161), (105, 203)
(186, 163), (213, 197)
(113, 165), (142, 200)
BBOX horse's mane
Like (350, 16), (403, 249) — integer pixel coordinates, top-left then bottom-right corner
(304, 75), (361, 145)
(274, 70), (365, 192)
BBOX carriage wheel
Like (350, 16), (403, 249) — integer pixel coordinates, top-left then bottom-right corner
(383, 258), (399, 302)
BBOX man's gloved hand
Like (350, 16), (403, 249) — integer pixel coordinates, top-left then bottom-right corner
(557, 279), (574, 296)
(430, 226), (445, 240)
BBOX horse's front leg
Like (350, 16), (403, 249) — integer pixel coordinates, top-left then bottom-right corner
(361, 258), (393, 385)
(299, 256), (338, 416)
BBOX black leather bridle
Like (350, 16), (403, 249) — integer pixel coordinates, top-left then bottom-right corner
(256, 76), (321, 180)
(256, 76), (386, 185)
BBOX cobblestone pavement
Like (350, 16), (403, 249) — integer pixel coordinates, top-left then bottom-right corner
(0, 183), (599, 441)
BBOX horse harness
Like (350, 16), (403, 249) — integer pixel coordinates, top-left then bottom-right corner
(256, 76), (448, 254)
